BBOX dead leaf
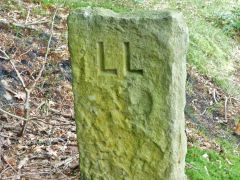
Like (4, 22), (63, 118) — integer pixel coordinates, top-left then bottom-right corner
(15, 108), (25, 117)
(5, 156), (17, 166)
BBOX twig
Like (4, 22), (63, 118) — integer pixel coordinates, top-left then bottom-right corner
(213, 89), (218, 103)
(0, 108), (27, 121)
(0, 19), (35, 31)
(55, 154), (78, 168)
(0, 0), (66, 138)
(0, 166), (10, 176)
(201, 108), (207, 115)
(224, 96), (228, 121)
(0, 134), (18, 140)
(4, 87), (17, 95)
(26, 137), (68, 146)
(0, 48), (26, 88)
(32, 102), (73, 118)
(48, 108), (73, 118)
(53, 166), (71, 180)
(204, 166), (210, 177)
(31, 118), (74, 126)
(26, 20), (49, 26)
(19, 1), (61, 136)
(186, 162), (199, 170)
(18, 48), (32, 59)
(18, 89), (31, 136)
(35, 101), (45, 111)
(0, 56), (9, 60)
(2, 172), (53, 179)
(9, 60), (26, 88)
(25, 8), (31, 24)
(30, 3), (59, 90)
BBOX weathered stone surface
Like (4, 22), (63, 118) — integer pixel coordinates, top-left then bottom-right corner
(68, 7), (188, 180)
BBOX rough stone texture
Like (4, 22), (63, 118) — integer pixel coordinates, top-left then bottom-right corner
(68, 7), (189, 180)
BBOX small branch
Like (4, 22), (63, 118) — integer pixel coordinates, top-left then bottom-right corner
(9, 60), (26, 88)
(213, 89), (217, 103)
(0, 166), (10, 176)
(0, 48), (26, 88)
(0, 56), (9, 60)
(18, 89), (31, 136)
(35, 101), (45, 111)
(204, 166), (210, 177)
(19, 0), (63, 136)
(25, 8), (31, 24)
(26, 20), (49, 26)
(224, 96), (228, 121)
(32, 102), (73, 118)
(29, 3), (59, 90)
(48, 108), (73, 118)
(201, 108), (207, 115)
(0, 108), (27, 121)
(18, 48), (32, 59)
(0, 48), (10, 59)
(186, 162), (199, 170)
(2, 172), (53, 179)
(31, 117), (74, 126)
(55, 154), (78, 168)
(0, 134), (18, 140)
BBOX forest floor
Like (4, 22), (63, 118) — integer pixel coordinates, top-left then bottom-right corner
(0, 0), (239, 179)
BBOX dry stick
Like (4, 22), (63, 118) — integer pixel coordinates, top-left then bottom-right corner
(29, 15), (57, 89)
(25, 8), (31, 24)
(26, 20), (50, 26)
(0, 49), (26, 88)
(32, 102), (73, 118)
(18, 48), (32, 59)
(0, 166), (10, 177)
(20, 0), (63, 136)
(0, 108), (27, 121)
(224, 96), (228, 121)
(9, 60), (26, 88)
(0, 134), (18, 140)
(2, 172), (53, 180)
(0, 1), (64, 136)
(213, 89), (218, 103)
(204, 166), (210, 177)
(0, 48), (28, 132)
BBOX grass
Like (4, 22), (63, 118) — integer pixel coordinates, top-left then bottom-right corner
(186, 140), (240, 180)
(162, 0), (239, 96)
(40, 0), (139, 12)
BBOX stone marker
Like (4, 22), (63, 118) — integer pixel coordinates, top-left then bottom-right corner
(68, 7), (189, 180)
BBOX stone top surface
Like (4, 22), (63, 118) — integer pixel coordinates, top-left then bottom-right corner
(70, 7), (182, 20)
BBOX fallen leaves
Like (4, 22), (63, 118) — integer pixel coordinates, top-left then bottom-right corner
(0, 0), (78, 179)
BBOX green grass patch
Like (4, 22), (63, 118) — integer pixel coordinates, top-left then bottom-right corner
(161, 0), (239, 96)
(186, 140), (240, 180)
(40, 0), (139, 12)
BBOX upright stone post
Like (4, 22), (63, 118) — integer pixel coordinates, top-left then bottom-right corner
(68, 7), (188, 179)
